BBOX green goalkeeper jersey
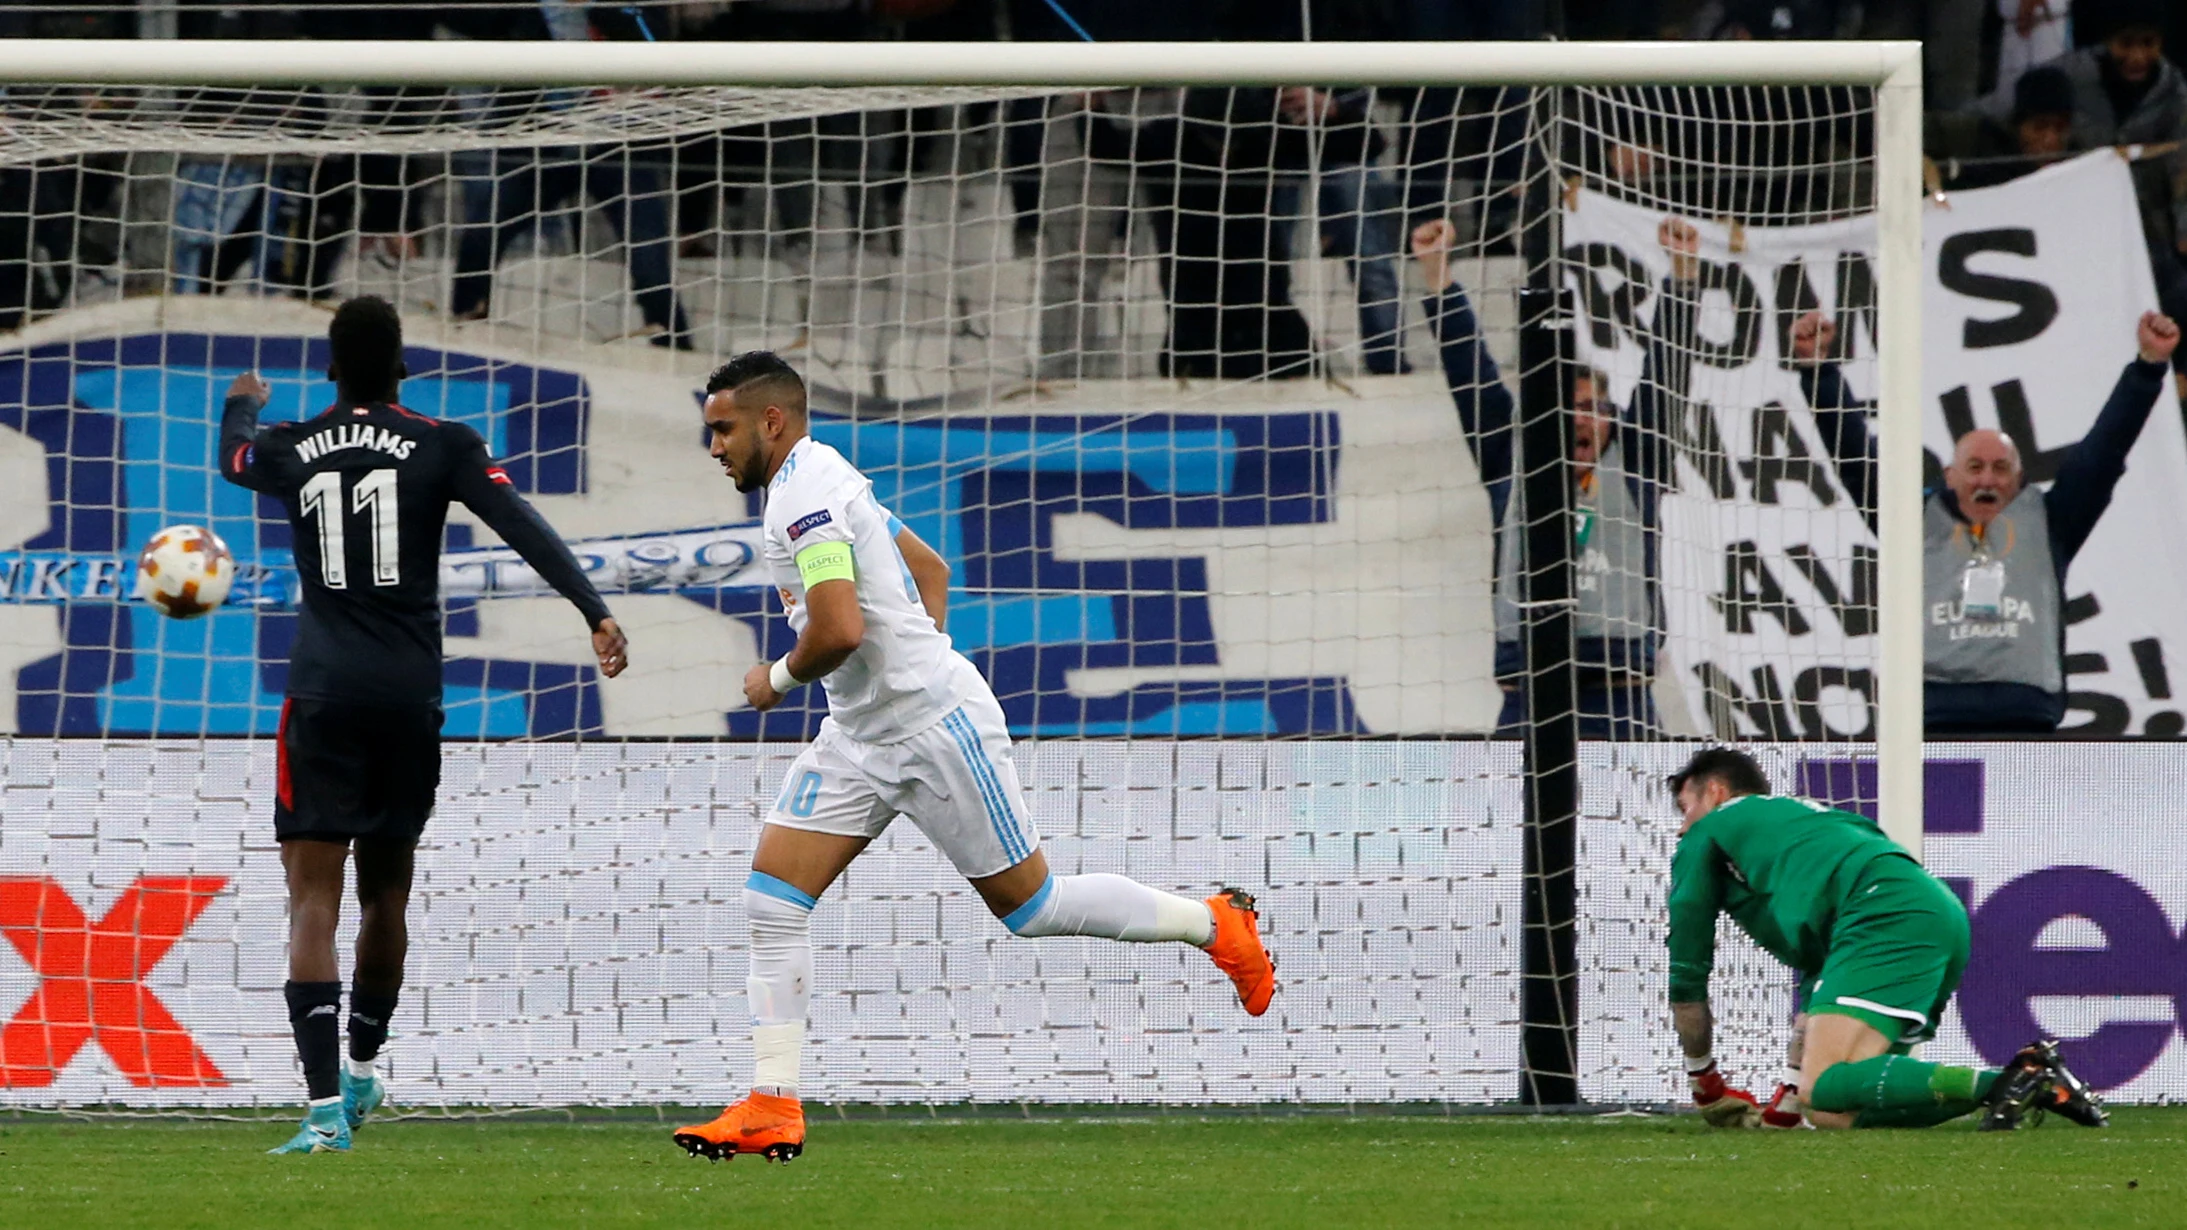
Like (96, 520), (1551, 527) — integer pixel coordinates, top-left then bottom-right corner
(1665, 793), (1916, 1003)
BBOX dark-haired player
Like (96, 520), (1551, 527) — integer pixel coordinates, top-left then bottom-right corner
(1664, 746), (2105, 1131)
(670, 352), (1274, 1163)
(220, 295), (629, 1154)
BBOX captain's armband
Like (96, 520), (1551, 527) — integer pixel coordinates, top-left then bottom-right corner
(795, 540), (856, 588)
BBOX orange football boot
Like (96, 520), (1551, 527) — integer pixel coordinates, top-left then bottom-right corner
(672, 1091), (806, 1162)
(1202, 888), (1276, 1016)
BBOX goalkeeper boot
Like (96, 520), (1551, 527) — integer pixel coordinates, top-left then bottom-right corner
(268, 1100), (351, 1155)
(1202, 888), (1276, 1017)
(1977, 1042), (2054, 1132)
(341, 1065), (385, 1132)
(672, 1092), (805, 1163)
(2034, 1041), (2108, 1128)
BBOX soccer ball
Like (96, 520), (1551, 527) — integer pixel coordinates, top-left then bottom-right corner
(135, 525), (236, 619)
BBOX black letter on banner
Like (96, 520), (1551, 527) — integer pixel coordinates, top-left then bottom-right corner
(1936, 380), (2071, 484)
(1564, 243), (1651, 350)
(1773, 259), (1822, 369)
(2063, 651), (2132, 735)
(1773, 253), (1878, 366)
(1690, 260), (1763, 368)
(1833, 251), (1878, 359)
(1739, 403), (1838, 506)
(1792, 666), (1876, 739)
(1712, 541), (1812, 636)
(1937, 229), (2058, 348)
(1691, 661), (1799, 739)
(1785, 543), (1878, 637)
(1671, 400), (1737, 499)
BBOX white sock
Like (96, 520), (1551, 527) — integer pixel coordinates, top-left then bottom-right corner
(744, 873), (815, 1096)
(343, 1055), (375, 1082)
(1002, 874), (1215, 945)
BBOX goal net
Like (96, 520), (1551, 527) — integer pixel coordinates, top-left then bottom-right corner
(0, 44), (1922, 1111)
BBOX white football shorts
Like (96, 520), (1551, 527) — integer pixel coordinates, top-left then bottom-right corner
(763, 689), (1039, 879)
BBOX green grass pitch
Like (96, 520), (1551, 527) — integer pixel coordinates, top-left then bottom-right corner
(5, 1108), (2183, 1228)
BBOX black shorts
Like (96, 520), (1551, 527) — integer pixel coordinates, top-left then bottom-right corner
(275, 698), (444, 843)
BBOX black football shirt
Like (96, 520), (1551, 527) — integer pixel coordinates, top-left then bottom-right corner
(220, 395), (610, 709)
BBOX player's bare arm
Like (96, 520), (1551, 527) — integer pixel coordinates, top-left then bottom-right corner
(743, 576), (863, 712)
(895, 525), (950, 633)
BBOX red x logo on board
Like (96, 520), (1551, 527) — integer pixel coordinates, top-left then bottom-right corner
(0, 876), (229, 1087)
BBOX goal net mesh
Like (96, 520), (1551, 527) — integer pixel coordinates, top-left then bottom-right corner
(0, 75), (1887, 1110)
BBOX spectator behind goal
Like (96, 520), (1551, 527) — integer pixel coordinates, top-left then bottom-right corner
(1798, 308), (2181, 734)
(1411, 216), (1705, 738)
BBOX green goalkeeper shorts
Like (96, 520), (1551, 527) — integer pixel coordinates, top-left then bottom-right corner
(1804, 855), (1971, 1047)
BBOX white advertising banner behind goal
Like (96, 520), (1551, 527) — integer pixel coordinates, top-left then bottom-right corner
(2, 738), (2180, 1109)
(0, 738), (1525, 1109)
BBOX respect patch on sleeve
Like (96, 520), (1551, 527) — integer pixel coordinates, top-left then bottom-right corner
(787, 509), (833, 540)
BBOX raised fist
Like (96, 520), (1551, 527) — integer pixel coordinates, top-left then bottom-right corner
(227, 371), (270, 405)
(2138, 311), (2179, 365)
(1410, 219), (1459, 292)
(1788, 310), (1836, 365)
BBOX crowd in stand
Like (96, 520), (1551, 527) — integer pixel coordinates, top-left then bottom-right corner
(4, 2), (2186, 367)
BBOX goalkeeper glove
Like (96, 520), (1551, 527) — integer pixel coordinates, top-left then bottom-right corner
(1761, 1082), (1806, 1129)
(1688, 1061), (1762, 1128)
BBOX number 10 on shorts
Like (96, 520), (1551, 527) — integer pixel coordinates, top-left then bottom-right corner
(779, 771), (822, 818)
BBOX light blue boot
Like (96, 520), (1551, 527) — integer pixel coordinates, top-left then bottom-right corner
(341, 1065), (385, 1131)
(268, 1099), (351, 1154)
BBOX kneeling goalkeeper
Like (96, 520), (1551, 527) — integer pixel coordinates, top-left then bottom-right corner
(1664, 748), (2103, 1131)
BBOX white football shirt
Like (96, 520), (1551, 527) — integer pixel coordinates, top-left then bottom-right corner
(761, 436), (983, 743)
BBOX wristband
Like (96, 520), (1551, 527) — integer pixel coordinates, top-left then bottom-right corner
(769, 657), (801, 695)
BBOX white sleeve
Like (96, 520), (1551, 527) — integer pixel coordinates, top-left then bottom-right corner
(775, 475), (855, 554)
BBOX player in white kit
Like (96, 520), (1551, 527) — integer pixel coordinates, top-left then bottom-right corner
(673, 353), (1275, 1163)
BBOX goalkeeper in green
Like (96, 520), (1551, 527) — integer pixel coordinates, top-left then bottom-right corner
(1664, 747), (2106, 1131)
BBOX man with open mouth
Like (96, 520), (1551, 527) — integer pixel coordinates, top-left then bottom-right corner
(1802, 307), (2180, 734)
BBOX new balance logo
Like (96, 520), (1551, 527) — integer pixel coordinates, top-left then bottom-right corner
(307, 1005), (339, 1018)
(0, 876), (230, 1087)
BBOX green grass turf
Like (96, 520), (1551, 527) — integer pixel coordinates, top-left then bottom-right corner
(4, 1108), (2183, 1229)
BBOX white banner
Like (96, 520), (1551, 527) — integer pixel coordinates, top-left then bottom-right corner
(1921, 154), (2187, 735)
(2, 738), (2180, 1109)
(0, 738), (1524, 1108)
(1562, 152), (2186, 738)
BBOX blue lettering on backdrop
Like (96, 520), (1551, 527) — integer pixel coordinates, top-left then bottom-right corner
(0, 334), (587, 737)
(0, 333), (1361, 740)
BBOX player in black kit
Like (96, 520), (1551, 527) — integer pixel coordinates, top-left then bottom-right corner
(219, 296), (629, 1153)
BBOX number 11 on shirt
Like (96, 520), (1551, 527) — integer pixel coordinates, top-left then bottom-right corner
(299, 468), (401, 589)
